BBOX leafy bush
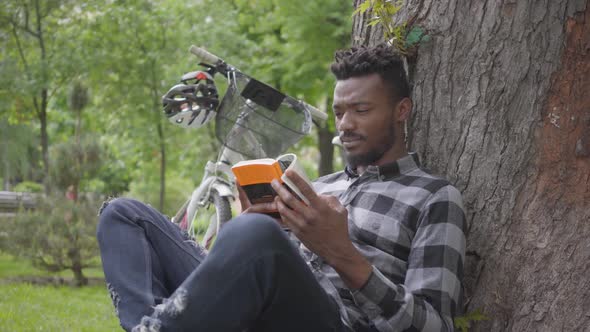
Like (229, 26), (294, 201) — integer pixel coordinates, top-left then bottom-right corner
(0, 194), (101, 286)
(49, 135), (103, 192)
(13, 181), (44, 193)
(0, 133), (115, 286)
(96, 158), (132, 196)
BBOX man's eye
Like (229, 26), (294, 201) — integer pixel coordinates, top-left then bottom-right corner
(334, 112), (342, 119)
(356, 109), (368, 113)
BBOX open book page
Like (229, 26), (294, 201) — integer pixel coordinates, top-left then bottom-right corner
(276, 154), (312, 205)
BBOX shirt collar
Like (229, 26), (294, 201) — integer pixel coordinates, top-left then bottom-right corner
(344, 152), (421, 180)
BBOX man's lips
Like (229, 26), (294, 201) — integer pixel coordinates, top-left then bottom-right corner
(340, 134), (365, 148)
(342, 141), (361, 150)
(339, 133), (364, 142)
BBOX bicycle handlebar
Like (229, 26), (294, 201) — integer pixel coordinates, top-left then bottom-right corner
(189, 45), (222, 65)
(305, 104), (327, 122)
(190, 45), (328, 123)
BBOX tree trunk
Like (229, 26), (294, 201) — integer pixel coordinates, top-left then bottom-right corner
(36, 0), (50, 187)
(353, 0), (590, 331)
(40, 106), (49, 187)
(318, 125), (335, 176)
(70, 253), (88, 287)
(318, 97), (335, 176)
(68, 241), (88, 286)
(3, 159), (10, 191)
(157, 119), (166, 212)
(146, 55), (166, 212)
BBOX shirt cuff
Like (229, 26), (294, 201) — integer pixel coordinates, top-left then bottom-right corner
(351, 266), (397, 319)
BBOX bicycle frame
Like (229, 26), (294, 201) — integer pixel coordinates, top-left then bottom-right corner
(182, 146), (239, 247)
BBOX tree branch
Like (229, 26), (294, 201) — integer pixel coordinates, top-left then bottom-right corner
(32, 97), (41, 117)
(159, 17), (167, 50)
(24, 2), (30, 31)
(7, 5), (40, 38)
(35, 255), (64, 272)
(48, 75), (70, 100)
(34, 0), (46, 60)
(10, 22), (31, 76)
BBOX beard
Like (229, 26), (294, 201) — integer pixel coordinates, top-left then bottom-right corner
(344, 123), (396, 169)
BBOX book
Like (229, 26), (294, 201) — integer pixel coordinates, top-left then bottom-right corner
(231, 153), (312, 209)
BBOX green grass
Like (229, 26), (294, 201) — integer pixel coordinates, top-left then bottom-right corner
(0, 283), (120, 331)
(0, 254), (121, 331)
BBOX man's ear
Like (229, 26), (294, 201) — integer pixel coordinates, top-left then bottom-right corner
(396, 97), (412, 122)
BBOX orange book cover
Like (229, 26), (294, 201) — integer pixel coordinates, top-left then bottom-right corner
(232, 159), (284, 205)
(231, 154), (312, 207)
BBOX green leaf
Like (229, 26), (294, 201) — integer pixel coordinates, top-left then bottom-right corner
(454, 317), (469, 332)
(368, 19), (381, 27)
(385, 3), (402, 15)
(405, 26), (425, 47)
(454, 309), (489, 332)
(353, 0), (372, 16)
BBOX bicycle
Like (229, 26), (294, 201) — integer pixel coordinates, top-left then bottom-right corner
(162, 46), (328, 249)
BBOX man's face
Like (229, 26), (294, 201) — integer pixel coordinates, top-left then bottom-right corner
(332, 73), (400, 169)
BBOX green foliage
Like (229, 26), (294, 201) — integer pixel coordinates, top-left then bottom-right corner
(1, 0), (353, 213)
(94, 158), (132, 196)
(192, 0), (350, 176)
(68, 80), (89, 113)
(0, 195), (102, 286)
(405, 26), (428, 48)
(49, 134), (103, 191)
(454, 309), (489, 332)
(227, 0), (351, 104)
(127, 171), (195, 217)
(80, 0), (222, 210)
(354, 0), (405, 51)
(0, 0), (90, 178)
(0, 119), (39, 185)
(13, 181), (43, 193)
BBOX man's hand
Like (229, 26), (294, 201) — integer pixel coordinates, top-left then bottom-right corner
(271, 170), (372, 290)
(236, 182), (279, 216)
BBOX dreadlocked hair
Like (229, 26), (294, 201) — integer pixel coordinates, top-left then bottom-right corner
(330, 43), (410, 101)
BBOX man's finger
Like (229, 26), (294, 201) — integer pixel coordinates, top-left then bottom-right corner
(236, 182), (251, 212)
(275, 197), (306, 232)
(283, 169), (319, 205)
(271, 179), (307, 211)
(245, 201), (278, 215)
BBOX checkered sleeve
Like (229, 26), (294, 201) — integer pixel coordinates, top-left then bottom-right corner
(351, 184), (466, 331)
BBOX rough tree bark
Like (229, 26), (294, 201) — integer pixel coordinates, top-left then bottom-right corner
(353, 0), (589, 331)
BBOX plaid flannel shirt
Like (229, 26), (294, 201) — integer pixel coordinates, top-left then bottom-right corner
(306, 153), (466, 332)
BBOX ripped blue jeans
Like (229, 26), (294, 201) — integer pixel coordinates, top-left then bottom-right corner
(97, 198), (344, 332)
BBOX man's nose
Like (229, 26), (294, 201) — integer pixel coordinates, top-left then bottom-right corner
(337, 112), (355, 132)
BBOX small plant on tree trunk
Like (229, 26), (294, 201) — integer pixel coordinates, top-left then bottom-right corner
(354, 0), (428, 56)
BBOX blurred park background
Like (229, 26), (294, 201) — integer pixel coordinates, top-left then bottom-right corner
(0, 0), (352, 330)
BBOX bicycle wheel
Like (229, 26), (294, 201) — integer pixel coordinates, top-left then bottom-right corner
(199, 189), (233, 249)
